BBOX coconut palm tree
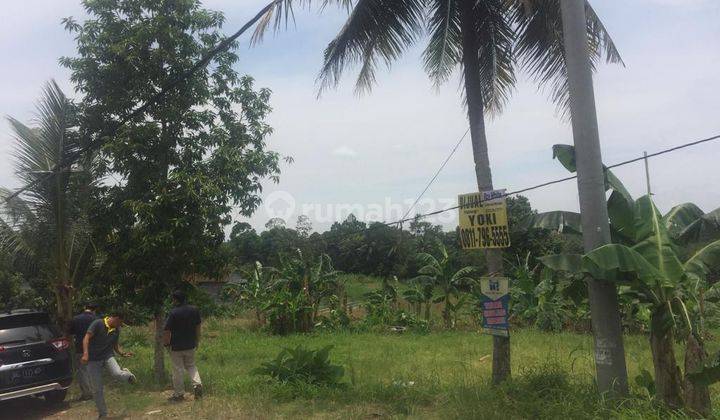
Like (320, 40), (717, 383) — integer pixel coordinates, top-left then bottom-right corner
(255, 0), (621, 382)
(0, 80), (95, 327)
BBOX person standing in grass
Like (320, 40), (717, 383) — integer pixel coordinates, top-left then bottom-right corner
(81, 310), (136, 419)
(163, 290), (203, 401)
(68, 301), (98, 401)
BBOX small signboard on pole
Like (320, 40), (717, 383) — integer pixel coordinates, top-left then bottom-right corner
(479, 277), (510, 337)
(458, 189), (510, 250)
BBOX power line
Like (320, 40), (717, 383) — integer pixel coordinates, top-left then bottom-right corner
(325, 131), (720, 243)
(606, 133), (720, 169)
(5, 0), (281, 202)
(399, 128), (469, 223)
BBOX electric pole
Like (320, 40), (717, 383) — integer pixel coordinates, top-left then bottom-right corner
(560, 0), (629, 394)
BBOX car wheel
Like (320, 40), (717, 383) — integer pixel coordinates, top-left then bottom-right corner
(43, 389), (68, 404)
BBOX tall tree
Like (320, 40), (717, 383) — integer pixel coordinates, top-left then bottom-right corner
(61, 0), (282, 381)
(1, 80), (95, 327)
(256, 0), (621, 383)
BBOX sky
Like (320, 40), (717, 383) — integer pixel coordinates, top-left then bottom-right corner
(0, 0), (719, 234)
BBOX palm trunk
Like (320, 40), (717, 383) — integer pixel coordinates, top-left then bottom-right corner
(649, 310), (683, 409)
(459, 0), (509, 384)
(54, 156), (73, 328)
(153, 312), (166, 383)
(683, 333), (711, 417)
(54, 284), (73, 330)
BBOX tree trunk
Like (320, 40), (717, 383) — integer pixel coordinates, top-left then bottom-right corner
(54, 283), (73, 330)
(683, 333), (711, 417)
(459, 0), (509, 385)
(649, 312), (683, 409)
(153, 312), (166, 383)
(54, 160), (73, 328)
(443, 296), (451, 329)
(559, 0), (629, 395)
(424, 302), (431, 322)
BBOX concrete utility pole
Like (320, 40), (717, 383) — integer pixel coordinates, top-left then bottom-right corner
(560, 0), (629, 394)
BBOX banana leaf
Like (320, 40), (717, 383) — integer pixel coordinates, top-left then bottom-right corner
(526, 211), (582, 235)
(608, 190), (636, 244)
(662, 202), (704, 238)
(632, 196), (684, 286)
(678, 207), (720, 244)
(540, 245), (666, 297)
(583, 244), (666, 289)
(538, 254), (583, 273)
(552, 144), (633, 204)
(684, 239), (720, 283)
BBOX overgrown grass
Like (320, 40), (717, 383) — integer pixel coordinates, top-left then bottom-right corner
(89, 318), (720, 419)
(340, 273), (382, 302)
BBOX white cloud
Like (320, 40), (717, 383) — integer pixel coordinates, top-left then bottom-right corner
(331, 146), (358, 158)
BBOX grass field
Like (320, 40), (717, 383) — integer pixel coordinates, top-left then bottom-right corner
(341, 274), (383, 302)
(7, 317), (718, 419)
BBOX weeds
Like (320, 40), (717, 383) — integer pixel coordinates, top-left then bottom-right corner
(253, 345), (345, 387)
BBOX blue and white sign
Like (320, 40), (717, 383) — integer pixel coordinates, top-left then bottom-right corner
(480, 277), (510, 337)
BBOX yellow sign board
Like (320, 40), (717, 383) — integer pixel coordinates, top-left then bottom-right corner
(458, 191), (510, 249)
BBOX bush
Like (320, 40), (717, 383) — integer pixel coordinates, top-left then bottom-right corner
(0, 269), (42, 312)
(122, 325), (149, 347)
(253, 345), (345, 386)
(316, 308), (351, 331)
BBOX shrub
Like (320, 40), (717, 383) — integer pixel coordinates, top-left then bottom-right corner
(253, 345), (345, 386)
(122, 325), (149, 347)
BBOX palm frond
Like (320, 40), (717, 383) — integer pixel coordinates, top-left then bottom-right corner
(317, 0), (426, 95)
(423, 0), (462, 87)
(511, 0), (622, 116)
(469, 0), (517, 115)
(252, 0), (353, 44)
(0, 191), (37, 265)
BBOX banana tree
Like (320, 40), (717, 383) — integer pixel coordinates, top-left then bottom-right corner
(413, 241), (476, 328)
(402, 281), (434, 321)
(224, 261), (279, 325)
(528, 145), (720, 413)
(273, 251), (341, 333)
(540, 196), (720, 413)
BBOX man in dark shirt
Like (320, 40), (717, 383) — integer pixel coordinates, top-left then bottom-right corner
(68, 302), (98, 400)
(163, 290), (202, 401)
(82, 310), (136, 418)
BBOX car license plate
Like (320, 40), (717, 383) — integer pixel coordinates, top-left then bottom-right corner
(23, 367), (43, 378)
(11, 367), (43, 381)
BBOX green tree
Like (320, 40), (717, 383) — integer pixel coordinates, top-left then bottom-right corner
(296, 215), (313, 238)
(62, 0), (282, 381)
(0, 252), (41, 312)
(228, 222), (262, 269)
(533, 145), (720, 414)
(265, 251), (340, 334)
(235, 261), (278, 324)
(266, 217), (287, 230)
(541, 196), (720, 414)
(257, 0), (621, 383)
(414, 240), (476, 328)
(1, 81), (96, 326)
